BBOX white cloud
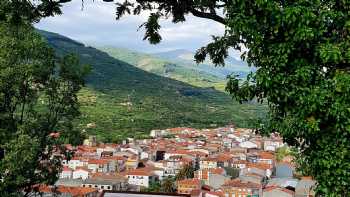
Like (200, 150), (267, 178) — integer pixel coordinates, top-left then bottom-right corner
(35, 0), (236, 55)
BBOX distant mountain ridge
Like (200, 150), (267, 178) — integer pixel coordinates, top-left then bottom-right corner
(153, 49), (253, 79)
(97, 46), (226, 91)
(39, 30), (266, 142)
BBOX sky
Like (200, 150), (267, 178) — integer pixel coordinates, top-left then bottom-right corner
(36, 0), (236, 56)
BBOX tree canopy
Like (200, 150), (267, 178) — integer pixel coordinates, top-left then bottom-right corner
(0, 1), (90, 195)
(114, 0), (350, 195)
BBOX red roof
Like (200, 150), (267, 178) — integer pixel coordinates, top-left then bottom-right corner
(38, 185), (97, 196)
(62, 166), (72, 172)
(88, 159), (109, 165)
(222, 179), (261, 188)
(247, 163), (273, 170)
(123, 168), (156, 176)
(178, 178), (201, 186)
(258, 152), (274, 159)
(264, 186), (295, 195)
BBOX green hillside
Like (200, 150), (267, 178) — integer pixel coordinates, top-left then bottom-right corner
(39, 30), (266, 142)
(98, 47), (227, 91)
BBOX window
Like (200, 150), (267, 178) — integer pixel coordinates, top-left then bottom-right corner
(107, 186), (111, 190)
(101, 186), (104, 189)
(89, 185), (91, 188)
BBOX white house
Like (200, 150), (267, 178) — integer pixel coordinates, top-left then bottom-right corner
(87, 159), (109, 173)
(72, 168), (90, 180)
(62, 157), (87, 170)
(60, 167), (72, 179)
(264, 140), (284, 151)
(96, 145), (117, 157)
(239, 141), (258, 149)
(150, 129), (168, 138)
(125, 169), (158, 188)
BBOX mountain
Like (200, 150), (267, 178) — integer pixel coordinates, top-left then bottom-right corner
(154, 49), (254, 79)
(97, 47), (226, 91)
(39, 30), (266, 142)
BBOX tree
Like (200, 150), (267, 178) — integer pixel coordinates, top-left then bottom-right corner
(275, 146), (291, 162)
(224, 167), (240, 179)
(175, 164), (194, 181)
(141, 181), (161, 193)
(161, 177), (175, 193)
(0, 20), (89, 197)
(112, 1), (350, 195)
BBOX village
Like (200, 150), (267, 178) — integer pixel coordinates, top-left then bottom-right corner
(39, 126), (316, 197)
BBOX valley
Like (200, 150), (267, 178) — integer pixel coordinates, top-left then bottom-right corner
(40, 30), (266, 142)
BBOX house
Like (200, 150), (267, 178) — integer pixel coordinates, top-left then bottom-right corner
(82, 174), (128, 191)
(104, 156), (127, 172)
(60, 166), (73, 179)
(245, 163), (273, 178)
(208, 173), (230, 190)
(36, 185), (98, 197)
(164, 150), (190, 160)
(275, 162), (294, 178)
(216, 154), (234, 168)
(125, 155), (139, 170)
(63, 157), (87, 170)
(124, 168), (158, 188)
(263, 186), (294, 197)
(87, 159), (110, 173)
(257, 152), (274, 165)
(73, 167), (90, 180)
(200, 158), (218, 169)
(233, 160), (249, 169)
(221, 179), (262, 197)
(150, 129), (168, 138)
(295, 177), (316, 197)
(239, 173), (265, 185)
(194, 168), (226, 184)
(55, 178), (84, 187)
(203, 191), (225, 197)
(239, 141), (258, 149)
(177, 178), (202, 194)
(165, 155), (193, 176)
(263, 139), (284, 151)
(266, 177), (298, 189)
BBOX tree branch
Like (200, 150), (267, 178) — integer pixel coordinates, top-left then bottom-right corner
(190, 8), (226, 25)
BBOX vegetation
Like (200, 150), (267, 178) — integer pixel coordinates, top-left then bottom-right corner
(175, 164), (195, 181)
(99, 47), (245, 91)
(141, 182), (161, 193)
(40, 30), (266, 142)
(275, 146), (292, 162)
(161, 177), (176, 193)
(114, 0), (350, 195)
(0, 23), (88, 197)
(99, 47), (225, 91)
(224, 167), (240, 179)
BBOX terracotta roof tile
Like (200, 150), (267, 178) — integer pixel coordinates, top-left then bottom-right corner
(222, 179), (261, 188)
(178, 178), (201, 186)
(38, 185), (97, 196)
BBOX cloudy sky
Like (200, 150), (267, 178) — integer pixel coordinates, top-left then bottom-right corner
(36, 0), (232, 55)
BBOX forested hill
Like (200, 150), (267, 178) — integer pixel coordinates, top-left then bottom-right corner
(39, 30), (266, 142)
